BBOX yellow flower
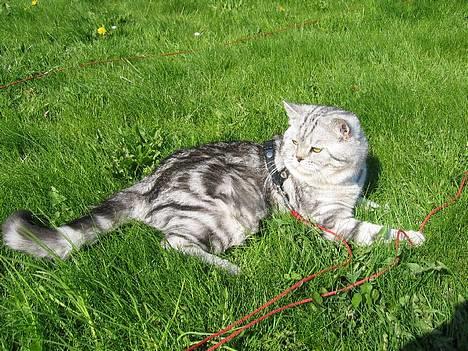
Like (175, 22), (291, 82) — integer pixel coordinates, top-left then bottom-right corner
(32, 0), (38, 6)
(97, 25), (107, 36)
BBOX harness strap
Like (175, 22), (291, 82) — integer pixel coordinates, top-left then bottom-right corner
(263, 140), (293, 209)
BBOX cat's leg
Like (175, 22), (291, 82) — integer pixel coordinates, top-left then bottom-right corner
(144, 200), (248, 274)
(322, 217), (425, 246)
(161, 235), (241, 275)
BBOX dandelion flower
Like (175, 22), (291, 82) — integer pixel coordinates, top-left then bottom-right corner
(32, 0), (38, 6)
(97, 25), (107, 36)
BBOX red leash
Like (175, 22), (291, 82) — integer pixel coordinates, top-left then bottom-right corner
(0, 19), (317, 91)
(186, 171), (468, 351)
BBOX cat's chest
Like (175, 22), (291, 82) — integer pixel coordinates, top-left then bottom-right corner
(282, 179), (360, 218)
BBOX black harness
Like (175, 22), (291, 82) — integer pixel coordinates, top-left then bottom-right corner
(263, 140), (290, 202)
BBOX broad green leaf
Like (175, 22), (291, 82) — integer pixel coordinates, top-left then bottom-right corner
(352, 293), (362, 308)
(312, 291), (323, 306)
(360, 282), (373, 295)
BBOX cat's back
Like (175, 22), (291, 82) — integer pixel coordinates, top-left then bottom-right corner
(169, 141), (264, 166)
(154, 141), (263, 175)
(145, 141), (270, 199)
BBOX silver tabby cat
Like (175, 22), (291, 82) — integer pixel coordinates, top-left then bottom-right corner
(2, 102), (425, 274)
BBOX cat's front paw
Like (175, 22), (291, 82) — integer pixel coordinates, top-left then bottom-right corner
(400, 230), (425, 246)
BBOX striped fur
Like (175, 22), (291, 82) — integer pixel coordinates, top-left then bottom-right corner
(2, 102), (424, 273)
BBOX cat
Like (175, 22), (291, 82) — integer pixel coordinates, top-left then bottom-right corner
(2, 102), (425, 274)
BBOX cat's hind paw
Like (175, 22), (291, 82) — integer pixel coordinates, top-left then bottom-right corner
(224, 262), (241, 275)
(357, 197), (381, 211)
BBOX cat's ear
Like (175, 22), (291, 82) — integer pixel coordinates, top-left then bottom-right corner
(283, 101), (308, 124)
(333, 118), (352, 140)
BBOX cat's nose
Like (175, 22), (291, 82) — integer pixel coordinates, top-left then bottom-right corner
(296, 155), (304, 162)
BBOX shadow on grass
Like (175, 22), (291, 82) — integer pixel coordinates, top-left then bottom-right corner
(401, 302), (468, 351)
(364, 153), (382, 196)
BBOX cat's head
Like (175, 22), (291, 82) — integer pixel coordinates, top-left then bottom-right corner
(280, 101), (368, 184)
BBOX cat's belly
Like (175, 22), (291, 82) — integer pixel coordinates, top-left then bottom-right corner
(144, 190), (269, 254)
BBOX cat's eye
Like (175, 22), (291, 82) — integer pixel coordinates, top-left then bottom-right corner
(310, 147), (322, 153)
(292, 140), (298, 145)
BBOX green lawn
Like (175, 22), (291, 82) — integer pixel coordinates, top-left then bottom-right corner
(1, 0), (467, 350)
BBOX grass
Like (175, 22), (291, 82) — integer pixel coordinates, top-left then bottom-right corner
(0, 0), (467, 350)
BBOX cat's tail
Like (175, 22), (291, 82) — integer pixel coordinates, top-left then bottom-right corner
(2, 191), (144, 259)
